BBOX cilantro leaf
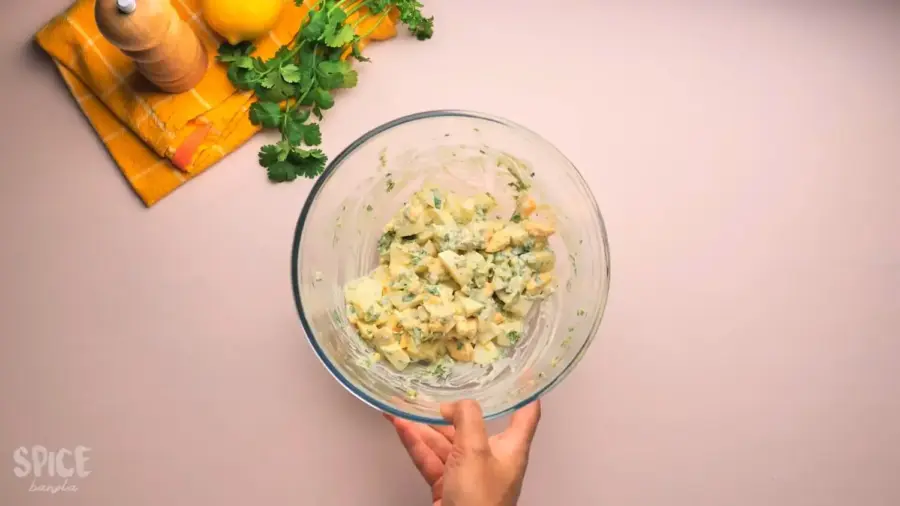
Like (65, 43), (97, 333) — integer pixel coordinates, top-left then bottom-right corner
(325, 24), (355, 48)
(251, 57), (268, 73)
(395, 0), (434, 40)
(317, 61), (357, 89)
(290, 109), (311, 124)
(366, 0), (391, 13)
(234, 56), (255, 70)
(217, 42), (255, 63)
(226, 65), (257, 90)
(280, 64), (302, 83)
(248, 102), (283, 128)
(312, 88), (334, 109)
(302, 123), (322, 145)
(258, 144), (282, 167)
(267, 161), (299, 182)
(285, 148), (327, 179)
(260, 73), (278, 89)
(340, 69), (358, 88)
(257, 74), (296, 102)
(329, 7), (348, 25)
(283, 120), (321, 147)
(301, 9), (328, 40)
(283, 121), (305, 146)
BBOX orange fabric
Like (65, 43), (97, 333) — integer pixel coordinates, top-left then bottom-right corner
(35, 0), (399, 206)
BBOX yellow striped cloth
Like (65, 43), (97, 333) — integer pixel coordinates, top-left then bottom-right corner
(35, 0), (399, 206)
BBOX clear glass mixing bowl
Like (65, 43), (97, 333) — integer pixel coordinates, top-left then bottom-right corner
(291, 110), (610, 424)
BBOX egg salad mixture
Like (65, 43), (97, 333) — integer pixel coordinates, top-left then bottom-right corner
(343, 186), (557, 372)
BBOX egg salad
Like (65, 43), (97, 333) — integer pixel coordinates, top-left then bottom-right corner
(343, 186), (557, 372)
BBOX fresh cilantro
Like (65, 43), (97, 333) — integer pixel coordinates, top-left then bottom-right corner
(432, 189), (442, 208)
(325, 23), (356, 48)
(394, 0), (434, 40)
(510, 213), (522, 223)
(258, 144), (281, 166)
(280, 64), (302, 83)
(427, 355), (454, 379)
(217, 42), (255, 63)
(506, 330), (521, 345)
(248, 102), (282, 128)
(377, 231), (394, 255)
(218, 0), (435, 183)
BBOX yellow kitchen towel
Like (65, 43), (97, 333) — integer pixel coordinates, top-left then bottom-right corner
(35, 0), (398, 206)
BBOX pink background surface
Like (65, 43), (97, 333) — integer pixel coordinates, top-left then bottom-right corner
(2, 1), (899, 504)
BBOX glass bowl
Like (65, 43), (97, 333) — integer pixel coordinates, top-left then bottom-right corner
(291, 110), (610, 424)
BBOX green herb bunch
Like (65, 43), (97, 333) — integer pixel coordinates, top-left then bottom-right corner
(217, 0), (434, 182)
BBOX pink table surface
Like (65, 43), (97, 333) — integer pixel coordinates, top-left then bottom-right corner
(2, 1), (899, 505)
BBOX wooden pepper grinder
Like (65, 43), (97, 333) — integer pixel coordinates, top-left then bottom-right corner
(95, 0), (208, 93)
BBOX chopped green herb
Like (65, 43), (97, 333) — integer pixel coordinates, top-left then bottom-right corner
(364, 306), (381, 322)
(577, 308), (586, 316)
(432, 189), (443, 209)
(510, 213), (522, 223)
(507, 330), (521, 345)
(377, 231), (394, 255)
(402, 293), (415, 302)
(366, 204), (373, 212)
(427, 355), (454, 378)
(385, 174), (395, 193)
(426, 285), (440, 296)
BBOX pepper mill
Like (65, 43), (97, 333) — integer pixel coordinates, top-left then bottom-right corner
(95, 0), (208, 93)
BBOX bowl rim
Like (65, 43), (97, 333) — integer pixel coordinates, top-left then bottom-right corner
(291, 109), (611, 424)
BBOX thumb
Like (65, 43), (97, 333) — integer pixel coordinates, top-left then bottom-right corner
(441, 400), (490, 456)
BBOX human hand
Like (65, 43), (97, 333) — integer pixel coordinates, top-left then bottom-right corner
(384, 399), (541, 506)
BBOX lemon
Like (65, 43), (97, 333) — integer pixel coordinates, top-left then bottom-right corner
(202, 0), (284, 45)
